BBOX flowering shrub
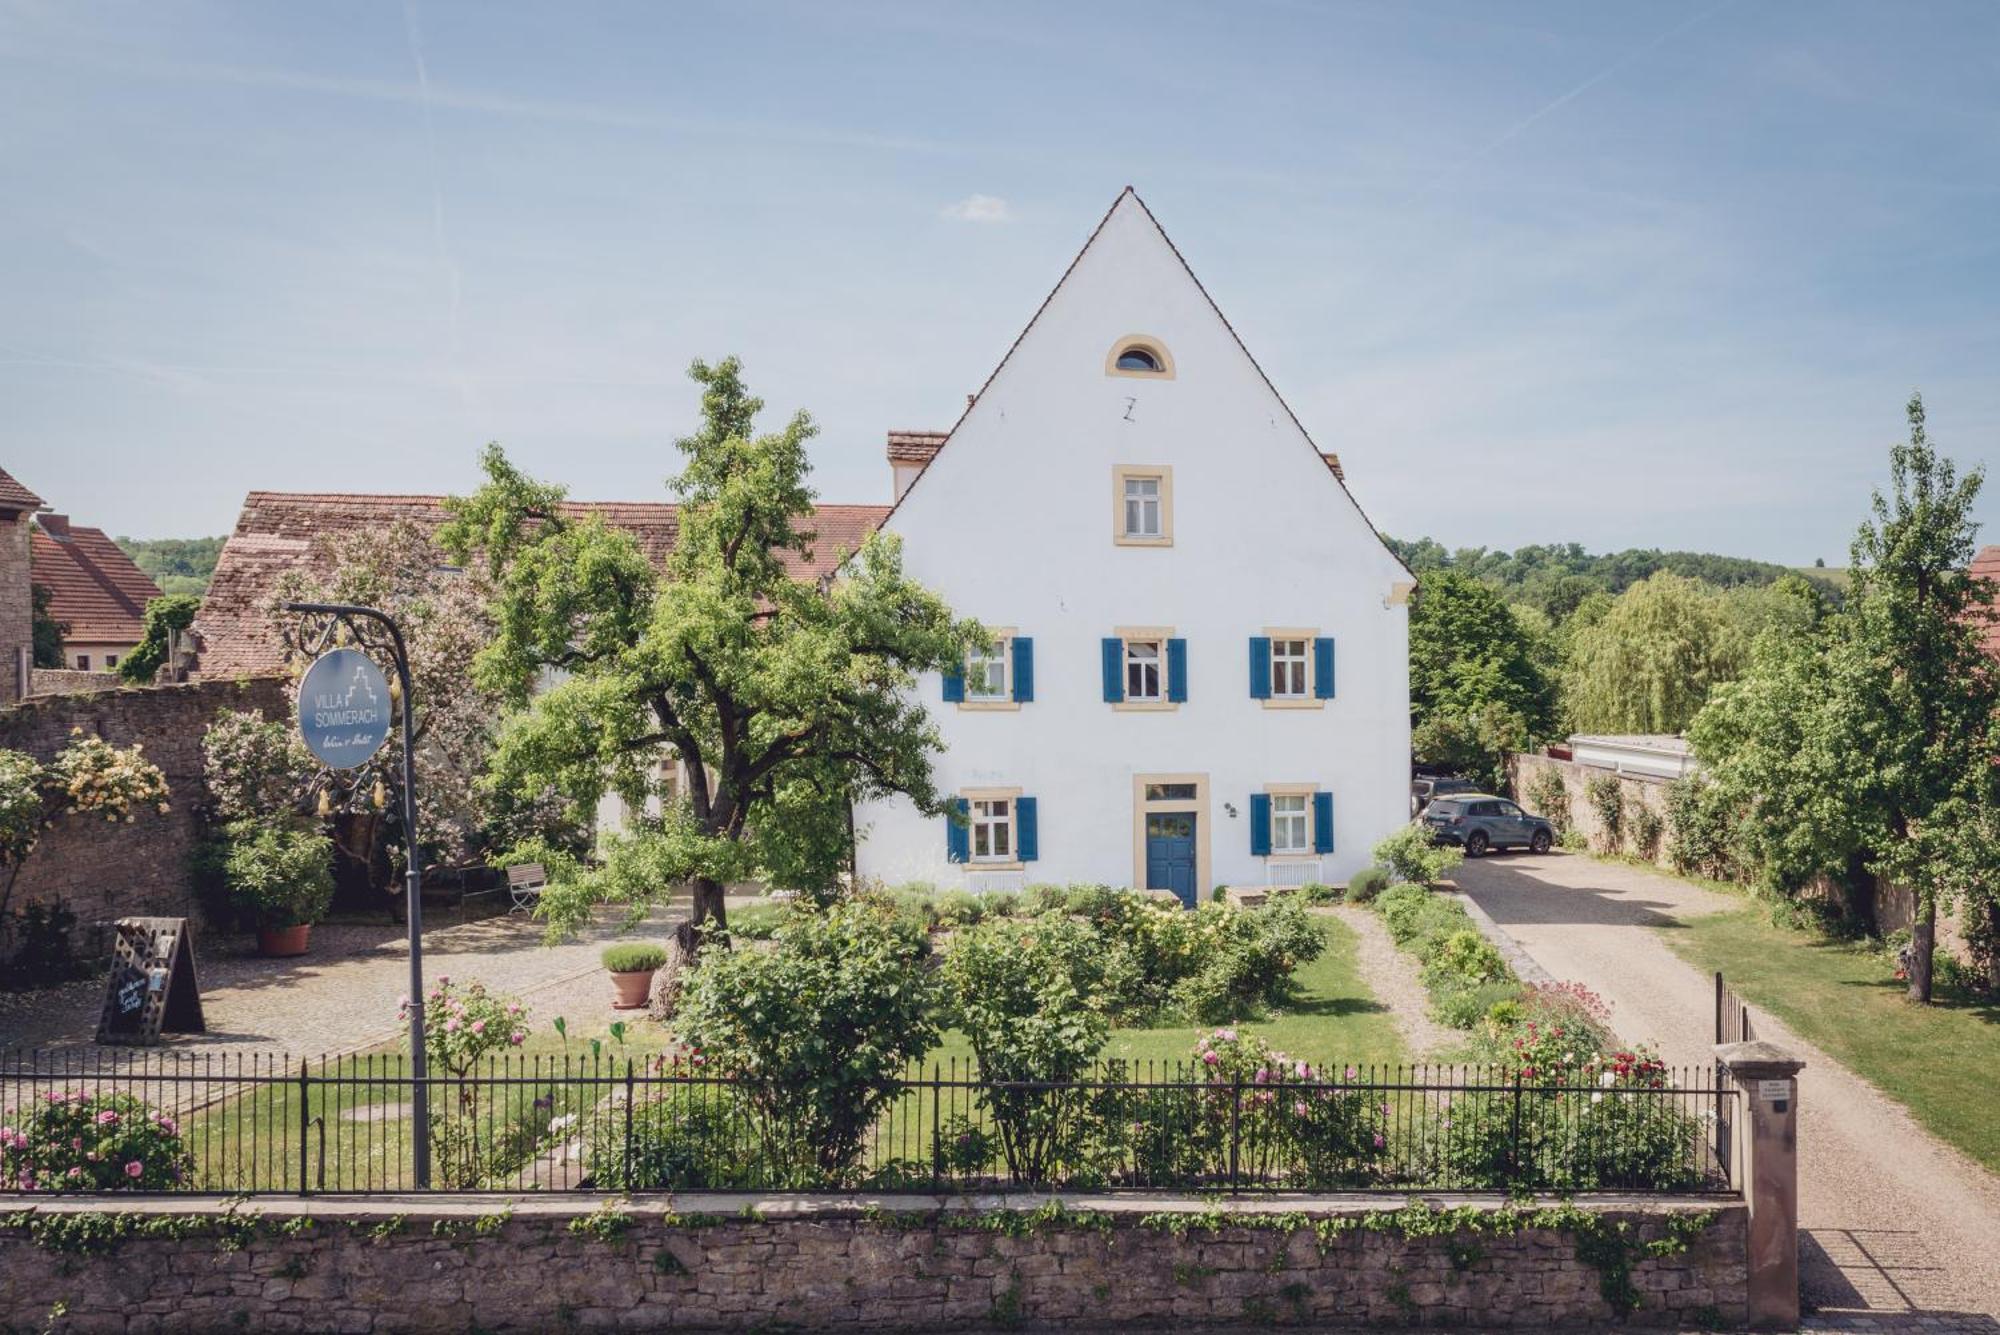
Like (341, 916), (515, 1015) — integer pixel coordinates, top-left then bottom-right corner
(1057, 893), (1326, 1023)
(46, 731), (169, 823)
(1, 1090), (193, 1191)
(1178, 1029), (1388, 1187)
(401, 977), (530, 1078)
(200, 709), (315, 824)
(0, 750), (43, 869)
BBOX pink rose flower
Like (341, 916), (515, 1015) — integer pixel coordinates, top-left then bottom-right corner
(444, 1018), (461, 1033)
(1372, 1134), (1386, 1149)
(95, 1110), (119, 1126)
(1201, 1050), (1219, 1066)
(67, 1166), (82, 1179)
(471, 1020), (487, 1035)
(125, 1161), (144, 1178)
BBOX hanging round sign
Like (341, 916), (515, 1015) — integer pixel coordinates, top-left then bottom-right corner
(296, 648), (394, 770)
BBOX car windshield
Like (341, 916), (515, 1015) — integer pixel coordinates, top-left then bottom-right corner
(1427, 800), (1463, 817)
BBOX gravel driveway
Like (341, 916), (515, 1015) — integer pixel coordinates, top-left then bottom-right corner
(1453, 850), (2000, 1326)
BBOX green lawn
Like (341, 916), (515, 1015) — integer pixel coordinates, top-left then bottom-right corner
(922, 914), (1407, 1075)
(1663, 908), (2000, 1174)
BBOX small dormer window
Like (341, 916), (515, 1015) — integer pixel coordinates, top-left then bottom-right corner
(1106, 336), (1175, 379)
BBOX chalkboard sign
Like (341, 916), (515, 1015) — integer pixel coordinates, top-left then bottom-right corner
(95, 917), (205, 1045)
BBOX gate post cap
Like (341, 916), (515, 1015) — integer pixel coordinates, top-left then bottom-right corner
(1714, 1039), (1805, 1078)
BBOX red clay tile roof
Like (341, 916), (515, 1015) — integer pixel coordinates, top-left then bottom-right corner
(0, 467), (46, 515)
(30, 517), (162, 644)
(886, 430), (948, 464)
(191, 491), (890, 679)
(1972, 545), (2000, 661)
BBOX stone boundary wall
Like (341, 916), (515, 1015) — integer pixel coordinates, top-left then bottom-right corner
(1505, 751), (1968, 957)
(26, 668), (121, 697)
(0, 675), (290, 962)
(0, 1193), (1747, 1332)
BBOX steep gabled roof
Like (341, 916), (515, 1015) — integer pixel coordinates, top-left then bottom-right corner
(191, 491), (889, 679)
(30, 517), (162, 643)
(0, 467), (46, 515)
(886, 430), (948, 465)
(1972, 544), (2000, 661)
(879, 187), (1411, 580)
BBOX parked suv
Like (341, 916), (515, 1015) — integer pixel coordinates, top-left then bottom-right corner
(1422, 794), (1555, 856)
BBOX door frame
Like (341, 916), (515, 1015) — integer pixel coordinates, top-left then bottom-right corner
(1131, 772), (1210, 899)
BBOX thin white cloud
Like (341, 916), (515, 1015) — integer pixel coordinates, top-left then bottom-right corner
(940, 194), (1012, 224)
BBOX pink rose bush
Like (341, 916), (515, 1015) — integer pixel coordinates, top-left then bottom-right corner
(398, 977), (530, 1079)
(1172, 1029), (1389, 1186)
(1, 1090), (193, 1192)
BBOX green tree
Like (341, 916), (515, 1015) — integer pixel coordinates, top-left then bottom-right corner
(439, 358), (982, 938)
(30, 585), (65, 669)
(1407, 570), (1554, 783)
(118, 593), (200, 684)
(1828, 394), (1994, 1001)
(1562, 571), (1744, 735)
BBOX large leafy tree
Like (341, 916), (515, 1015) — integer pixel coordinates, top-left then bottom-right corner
(1407, 570), (1556, 785)
(1826, 394), (1995, 1001)
(1562, 571), (1745, 735)
(439, 357), (981, 939)
(30, 585), (65, 669)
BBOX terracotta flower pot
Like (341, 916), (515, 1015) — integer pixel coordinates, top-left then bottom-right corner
(609, 969), (656, 1010)
(257, 923), (312, 958)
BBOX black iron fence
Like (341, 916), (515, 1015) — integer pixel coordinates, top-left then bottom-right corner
(1, 1050), (1734, 1197)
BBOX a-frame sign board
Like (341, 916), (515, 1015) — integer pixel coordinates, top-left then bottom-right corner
(95, 917), (206, 1045)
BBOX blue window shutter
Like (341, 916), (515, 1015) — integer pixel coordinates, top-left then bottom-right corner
(1249, 793), (1272, 856)
(1167, 638), (1188, 702)
(1314, 637), (1336, 699)
(1101, 638), (1124, 703)
(946, 798), (969, 863)
(1016, 797), (1038, 862)
(1313, 791), (1334, 854)
(1012, 637), (1034, 703)
(1249, 637), (1272, 700)
(942, 664), (965, 703)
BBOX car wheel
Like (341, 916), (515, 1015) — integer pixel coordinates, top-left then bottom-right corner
(1466, 831), (1489, 857)
(1530, 830), (1551, 854)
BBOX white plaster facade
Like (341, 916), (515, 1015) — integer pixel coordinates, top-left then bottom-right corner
(853, 190), (1412, 895)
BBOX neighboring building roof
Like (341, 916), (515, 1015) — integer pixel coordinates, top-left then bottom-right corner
(0, 467), (46, 515)
(192, 491), (891, 679)
(1972, 545), (2000, 660)
(886, 430), (948, 465)
(30, 515), (162, 644)
(1320, 452), (1345, 482)
(1567, 734), (1693, 756)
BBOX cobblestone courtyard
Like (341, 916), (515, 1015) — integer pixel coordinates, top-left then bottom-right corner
(0, 897), (720, 1058)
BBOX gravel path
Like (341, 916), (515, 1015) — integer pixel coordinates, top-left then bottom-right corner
(1453, 850), (2000, 1326)
(1328, 904), (1456, 1058)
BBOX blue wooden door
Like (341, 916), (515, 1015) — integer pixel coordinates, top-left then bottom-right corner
(1145, 812), (1198, 907)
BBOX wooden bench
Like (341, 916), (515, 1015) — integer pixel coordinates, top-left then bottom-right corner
(506, 863), (547, 915)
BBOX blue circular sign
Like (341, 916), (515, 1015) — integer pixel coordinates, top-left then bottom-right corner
(296, 648), (393, 770)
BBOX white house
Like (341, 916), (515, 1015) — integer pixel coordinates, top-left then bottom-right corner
(854, 189), (1414, 901)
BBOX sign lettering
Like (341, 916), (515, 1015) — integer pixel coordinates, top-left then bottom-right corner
(296, 648), (394, 770)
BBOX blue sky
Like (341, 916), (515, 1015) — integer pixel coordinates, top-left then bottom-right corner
(2, 1), (1996, 561)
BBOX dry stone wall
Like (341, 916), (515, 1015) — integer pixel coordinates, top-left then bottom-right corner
(0, 675), (289, 961)
(0, 1195), (1748, 1332)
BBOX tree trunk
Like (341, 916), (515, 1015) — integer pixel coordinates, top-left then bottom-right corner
(1985, 900), (2000, 993)
(1906, 900), (1936, 1004)
(676, 875), (730, 969)
(1842, 851), (1879, 937)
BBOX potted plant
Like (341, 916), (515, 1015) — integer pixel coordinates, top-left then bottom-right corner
(221, 817), (335, 957)
(602, 942), (668, 1009)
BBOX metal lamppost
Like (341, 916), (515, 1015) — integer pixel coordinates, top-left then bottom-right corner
(286, 601), (432, 1187)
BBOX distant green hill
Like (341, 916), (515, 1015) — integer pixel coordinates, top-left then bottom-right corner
(114, 536), (225, 597)
(1383, 535), (1846, 615)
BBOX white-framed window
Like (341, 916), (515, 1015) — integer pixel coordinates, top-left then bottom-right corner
(1270, 638), (1309, 698)
(1124, 475), (1162, 538)
(965, 640), (1009, 701)
(1270, 792), (1310, 854)
(971, 797), (1014, 862)
(1125, 638), (1164, 702)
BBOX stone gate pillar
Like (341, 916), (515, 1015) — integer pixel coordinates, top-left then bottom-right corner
(1716, 1038), (1805, 1331)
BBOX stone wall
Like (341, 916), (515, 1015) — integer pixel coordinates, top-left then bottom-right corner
(26, 668), (120, 697)
(1507, 752), (1674, 868)
(0, 1194), (1747, 1332)
(0, 675), (290, 961)
(0, 512), (30, 703)
(1505, 752), (1970, 959)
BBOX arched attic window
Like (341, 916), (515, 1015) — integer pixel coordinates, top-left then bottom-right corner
(1106, 337), (1175, 379)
